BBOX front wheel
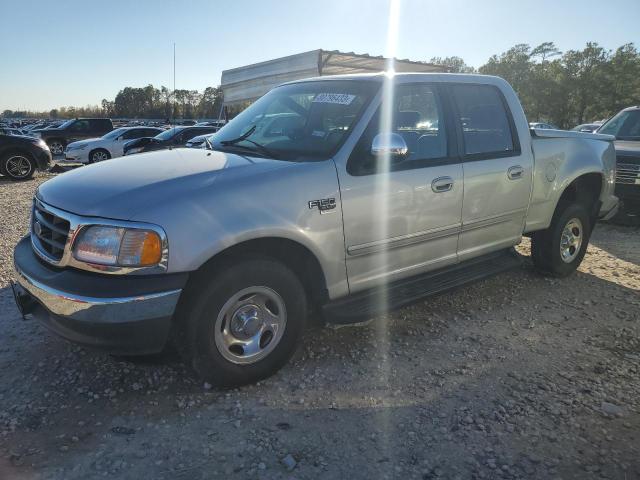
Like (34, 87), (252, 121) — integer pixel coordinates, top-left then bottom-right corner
(1, 152), (36, 180)
(178, 258), (307, 387)
(89, 149), (111, 163)
(531, 201), (592, 277)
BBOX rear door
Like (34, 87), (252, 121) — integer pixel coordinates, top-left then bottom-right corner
(338, 83), (463, 292)
(449, 84), (533, 261)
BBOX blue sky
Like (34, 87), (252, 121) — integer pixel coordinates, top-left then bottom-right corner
(1, 0), (639, 111)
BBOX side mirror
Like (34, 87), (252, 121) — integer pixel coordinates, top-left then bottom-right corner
(371, 133), (408, 159)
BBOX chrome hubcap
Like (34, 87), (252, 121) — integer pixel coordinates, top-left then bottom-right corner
(214, 286), (286, 365)
(92, 151), (108, 162)
(560, 218), (583, 263)
(5, 155), (32, 178)
(49, 142), (64, 155)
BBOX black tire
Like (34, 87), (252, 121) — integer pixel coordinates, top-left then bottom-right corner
(47, 139), (66, 156)
(0, 151), (36, 181)
(89, 148), (111, 164)
(177, 258), (307, 387)
(531, 201), (592, 277)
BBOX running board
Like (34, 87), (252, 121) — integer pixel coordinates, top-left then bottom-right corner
(323, 248), (523, 324)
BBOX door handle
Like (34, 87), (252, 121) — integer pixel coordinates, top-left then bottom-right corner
(431, 176), (454, 193)
(507, 165), (524, 180)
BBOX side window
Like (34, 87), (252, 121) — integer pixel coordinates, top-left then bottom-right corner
(348, 84), (447, 175)
(181, 130), (203, 142)
(122, 129), (147, 140)
(451, 84), (515, 156)
(70, 120), (89, 132)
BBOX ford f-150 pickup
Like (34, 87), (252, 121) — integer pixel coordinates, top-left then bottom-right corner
(12, 73), (618, 386)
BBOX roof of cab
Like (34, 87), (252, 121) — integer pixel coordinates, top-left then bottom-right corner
(281, 72), (508, 86)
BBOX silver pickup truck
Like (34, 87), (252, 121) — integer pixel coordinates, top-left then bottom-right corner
(12, 73), (618, 386)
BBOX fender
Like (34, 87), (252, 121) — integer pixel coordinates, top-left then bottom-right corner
(524, 133), (616, 233)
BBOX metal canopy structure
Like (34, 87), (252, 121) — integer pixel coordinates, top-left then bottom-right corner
(221, 49), (448, 107)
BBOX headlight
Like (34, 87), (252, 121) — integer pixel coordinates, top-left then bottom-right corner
(73, 226), (163, 267)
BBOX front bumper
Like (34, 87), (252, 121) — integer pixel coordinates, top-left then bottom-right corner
(34, 147), (52, 171)
(12, 236), (188, 355)
(63, 150), (89, 163)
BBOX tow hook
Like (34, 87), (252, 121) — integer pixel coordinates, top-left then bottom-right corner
(10, 281), (35, 320)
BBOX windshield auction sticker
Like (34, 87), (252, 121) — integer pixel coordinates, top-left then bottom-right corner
(312, 93), (356, 105)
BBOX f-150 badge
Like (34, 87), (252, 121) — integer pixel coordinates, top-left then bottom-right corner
(308, 198), (336, 213)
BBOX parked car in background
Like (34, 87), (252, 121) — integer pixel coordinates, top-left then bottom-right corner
(0, 127), (31, 136)
(123, 126), (218, 155)
(572, 122), (603, 133)
(195, 120), (226, 129)
(0, 133), (51, 180)
(597, 106), (640, 221)
(529, 122), (560, 130)
(64, 126), (164, 163)
(33, 118), (113, 156)
(184, 133), (214, 149)
(12, 73), (618, 386)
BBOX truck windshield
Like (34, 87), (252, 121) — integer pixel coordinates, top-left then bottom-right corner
(213, 80), (379, 161)
(57, 119), (75, 129)
(598, 109), (640, 140)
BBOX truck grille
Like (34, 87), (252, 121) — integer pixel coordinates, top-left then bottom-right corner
(616, 163), (640, 185)
(32, 199), (70, 261)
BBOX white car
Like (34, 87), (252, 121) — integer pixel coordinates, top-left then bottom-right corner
(64, 126), (164, 164)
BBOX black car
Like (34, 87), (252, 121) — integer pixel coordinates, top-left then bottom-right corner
(123, 126), (219, 155)
(0, 133), (52, 180)
(597, 106), (640, 220)
(34, 118), (113, 156)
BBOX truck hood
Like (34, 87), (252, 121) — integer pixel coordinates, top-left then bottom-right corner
(37, 148), (292, 219)
(614, 140), (640, 155)
(34, 128), (62, 135)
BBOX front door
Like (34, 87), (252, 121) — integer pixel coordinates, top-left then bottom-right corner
(337, 83), (463, 293)
(448, 84), (533, 261)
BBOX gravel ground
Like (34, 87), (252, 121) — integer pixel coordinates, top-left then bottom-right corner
(0, 172), (639, 480)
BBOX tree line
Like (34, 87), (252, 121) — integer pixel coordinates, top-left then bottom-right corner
(3, 42), (639, 128)
(430, 42), (640, 128)
(2, 85), (223, 121)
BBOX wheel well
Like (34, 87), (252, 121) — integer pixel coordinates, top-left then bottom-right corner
(558, 173), (603, 218)
(189, 238), (329, 308)
(1, 148), (33, 161)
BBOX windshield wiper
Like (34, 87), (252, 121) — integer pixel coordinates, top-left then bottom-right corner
(220, 125), (256, 146)
(218, 125), (275, 157)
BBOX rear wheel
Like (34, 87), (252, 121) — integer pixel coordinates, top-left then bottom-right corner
(178, 258), (307, 387)
(531, 201), (591, 277)
(47, 139), (65, 156)
(1, 152), (36, 180)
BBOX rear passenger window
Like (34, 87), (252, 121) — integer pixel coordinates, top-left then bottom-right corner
(451, 85), (515, 156)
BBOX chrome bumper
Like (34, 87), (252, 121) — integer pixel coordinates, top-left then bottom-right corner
(13, 265), (182, 324)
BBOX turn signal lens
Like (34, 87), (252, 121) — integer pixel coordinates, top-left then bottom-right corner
(118, 230), (162, 266)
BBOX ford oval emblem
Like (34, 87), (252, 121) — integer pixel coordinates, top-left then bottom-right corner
(33, 221), (42, 236)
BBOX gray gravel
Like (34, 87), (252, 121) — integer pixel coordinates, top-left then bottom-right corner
(1, 172), (639, 479)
